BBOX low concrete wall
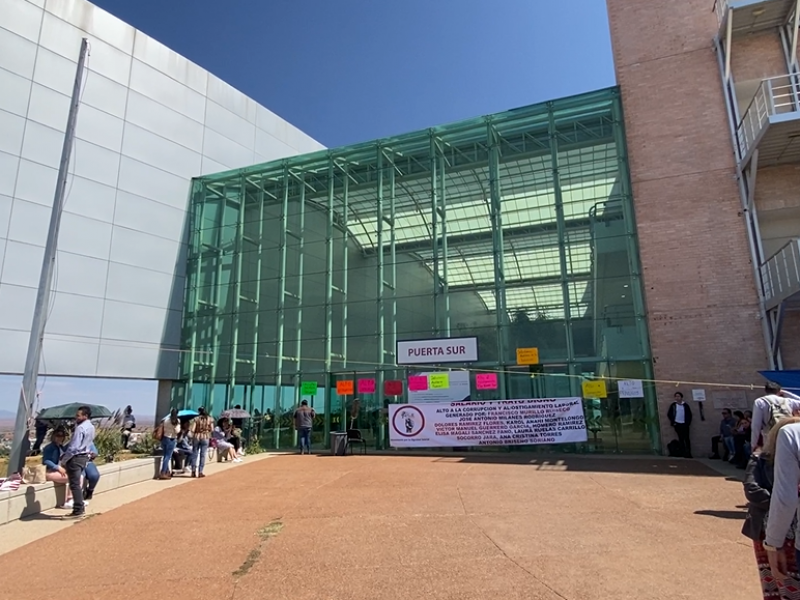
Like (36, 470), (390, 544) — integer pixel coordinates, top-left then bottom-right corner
(0, 456), (160, 525)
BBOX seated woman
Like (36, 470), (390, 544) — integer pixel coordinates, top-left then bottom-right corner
(42, 427), (83, 510)
(172, 421), (194, 474)
(213, 418), (241, 463)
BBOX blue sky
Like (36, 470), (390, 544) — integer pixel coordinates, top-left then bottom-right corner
(0, 0), (615, 418)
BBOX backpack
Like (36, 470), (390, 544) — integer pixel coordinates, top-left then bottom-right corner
(765, 395), (793, 431)
(667, 439), (682, 457)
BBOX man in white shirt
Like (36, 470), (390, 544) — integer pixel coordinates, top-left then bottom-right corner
(751, 382), (800, 451)
(667, 392), (693, 458)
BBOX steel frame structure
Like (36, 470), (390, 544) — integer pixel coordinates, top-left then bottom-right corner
(176, 87), (656, 452)
(714, 0), (800, 369)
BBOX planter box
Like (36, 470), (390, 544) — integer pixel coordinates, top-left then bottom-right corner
(0, 456), (160, 526)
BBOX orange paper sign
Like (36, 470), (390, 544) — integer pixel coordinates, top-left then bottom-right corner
(336, 380), (354, 395)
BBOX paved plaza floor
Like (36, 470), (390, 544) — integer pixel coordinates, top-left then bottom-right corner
(0, 453), (760, 600)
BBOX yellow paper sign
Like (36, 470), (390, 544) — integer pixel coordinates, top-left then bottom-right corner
(429, 373), (450, 389)
(582, 380), (607, 399)
(336, 380), (354, 395)
(516, 347), (540, 366)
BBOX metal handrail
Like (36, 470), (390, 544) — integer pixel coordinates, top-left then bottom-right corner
(736, 75), (800, 161)
(760, 239), (800, 307)
(714, 0), (729, 25)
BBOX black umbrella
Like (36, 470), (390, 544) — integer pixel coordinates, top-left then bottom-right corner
(37, 403), (112, 420)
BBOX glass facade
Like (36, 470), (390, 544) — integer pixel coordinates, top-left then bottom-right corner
(175, 87), (660, 454)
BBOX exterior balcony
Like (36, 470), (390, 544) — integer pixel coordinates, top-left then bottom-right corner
(716, 0), (796, 38)
(761, 238), (800, 311)
(736, 75), (800, 168)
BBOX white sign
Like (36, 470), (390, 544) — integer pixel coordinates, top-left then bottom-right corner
(397, 337), (478, 365)
(409, 371), (471, 403)
(618, 379), (644, 398)
(388, 398), (587, 448)
(692, 389), (706, 402)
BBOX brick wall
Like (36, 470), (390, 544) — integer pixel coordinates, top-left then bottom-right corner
(607, 0), (768, 453)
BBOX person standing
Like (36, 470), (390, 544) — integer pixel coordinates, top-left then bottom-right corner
(751, 382), (800, 452)
(191, 407), (214, 478)
(294, 400), (315, 455)
(157, 409), (180, 480)
(59, 406), (95, 518)
(121, 405), (136, 449)
(667, 392), (693, 458)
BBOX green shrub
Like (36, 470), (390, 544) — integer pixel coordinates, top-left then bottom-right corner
(245, 436), (263, 456)
(129, 430), (159, 455)
(94, 424), (124, 463)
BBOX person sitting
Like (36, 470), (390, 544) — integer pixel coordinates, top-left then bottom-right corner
(83, 442), (100, 501)
(42, 427), (83, 510)
(213, 418), (240, 463)
(172, 421), (193, 474)
(711, 408), (737, 460)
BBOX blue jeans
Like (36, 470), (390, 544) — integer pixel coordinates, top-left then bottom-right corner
(299, 428), (312, 453)
(83, 461), (100, 492)
(723, 436), (735, 458)
(192, 438), (209, 474)
(160, 437), (176, 473)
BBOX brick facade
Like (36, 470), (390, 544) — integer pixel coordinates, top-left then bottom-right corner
(607, 0), (769, 454)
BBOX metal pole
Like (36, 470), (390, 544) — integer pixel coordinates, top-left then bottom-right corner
(487, 120), (508, 400)
(8, 38), (88, 477)
(430, 133), (440, 334)
(324, 157), (335, 447)
(273, 164), (290, 449)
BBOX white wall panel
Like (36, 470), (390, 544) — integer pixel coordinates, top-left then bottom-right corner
(45, 290), (103, 337)
(206, 100), (255, 149)
(0, 0), (43, 43)
(74, 103), (124, 152)
(0, 195), (13, 238)
(2, 241), (44, 288)
(63, 176), (116, 223)
(21, 120), (64, 167)
(0, 283), (36, 330)
(132, 32), (207, 95)
(114, 190), (185, 241)
(203, 128), (253, 168)
(0, 22), (38, 79)
(0, 109), (26, 156)
(53, 251), (108, 297)
(207, 74), (255, 122)
(33, 47), (77, 96)
(86, 36), (131, 87)
(121, 123), (201, 178)
(58, 212), (112, 259)
(125, 91), (203, 150)
(81, 71), (127, 119)
(71, 139), (120, 188)
(7, 198), (50, 247)
(101, 300), (166, 342)
(117, 156), (189, 210)
(96, 342), (158, 378)
(1, 0), (325, 380)
(106, 261), (173, 309)
(39, 11), (84, 61)
(110, 227), (180, 274)
(40, 336), (98, 376)
(287, 124), (324, 152)
(0, 151), (20, 197)
(45, 0), (135, 54)
(26, 82), (70, 132)
(129, 60), (205, 123)
(0, 67), (32, 117)
(14, 159), (56, 206)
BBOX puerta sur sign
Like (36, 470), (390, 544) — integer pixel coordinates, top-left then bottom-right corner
(396, 337), (479, 365)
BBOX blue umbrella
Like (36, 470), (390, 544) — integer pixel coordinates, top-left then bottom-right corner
(162, 409), (199, 419)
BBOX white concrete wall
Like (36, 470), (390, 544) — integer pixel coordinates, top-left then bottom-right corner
(0, 0), (325, 380)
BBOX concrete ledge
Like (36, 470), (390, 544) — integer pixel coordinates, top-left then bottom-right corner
(0, 456), (161, 525)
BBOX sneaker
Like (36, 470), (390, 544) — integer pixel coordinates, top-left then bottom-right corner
(191, 471), (196, 478)
(198, 473), (206, 478)
(58, 500), (74, 510)
(233, 458), (243, 463)
(84, 490), (94, 501)
(65, 510), (85, 519)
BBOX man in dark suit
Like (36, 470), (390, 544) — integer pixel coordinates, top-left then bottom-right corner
(667, 391), (693, 458)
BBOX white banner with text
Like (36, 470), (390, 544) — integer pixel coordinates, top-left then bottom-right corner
(388, 398), (588, 448)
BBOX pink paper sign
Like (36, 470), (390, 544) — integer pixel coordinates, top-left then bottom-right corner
(408, 375), (429, 392)
(357, 378), (376, 394)
(476, 373), (498, 390)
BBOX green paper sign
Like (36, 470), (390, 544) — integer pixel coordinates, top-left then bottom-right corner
(301, 381), (318, 395)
